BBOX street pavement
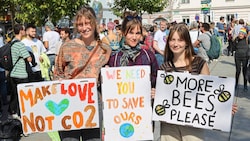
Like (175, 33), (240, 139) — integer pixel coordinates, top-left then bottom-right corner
(8, 47), (250, 141)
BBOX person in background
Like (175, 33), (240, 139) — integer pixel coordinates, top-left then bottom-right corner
(233, 28), (249, 92)
(153, 19), (168, 66)
(55, 27), (71, 59)
(53, 5), (111, 141)
(140, 26), (154, 53)
(246, 21), (250, 36)
(115, 24), (122, 41)
(193, 23), (211, 62)
(8, 24), (32, 119)
(43, 21), (60, 80)
(189, 21), (200, 54)
(0, 28), (7, 117)
(22, 23), (46, 82)
(102, 21), (121, 55)
(99, 23), (107, 40)
(227, 21), (236, 56)
(210, 22), (219, 36)
(216, 16), (225, 44)
(233, 19), (245, 40)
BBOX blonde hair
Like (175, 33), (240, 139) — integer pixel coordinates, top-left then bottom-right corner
(74, 6), (99, 40)
(74, 6), (108, 53)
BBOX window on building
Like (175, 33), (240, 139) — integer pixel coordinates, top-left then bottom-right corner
(181, 0), (190, 4)
(226, 14), (235, 23)
(102, 18), (106, 24)
(182, 16), (190, 24)
(109, 18), (112, 22)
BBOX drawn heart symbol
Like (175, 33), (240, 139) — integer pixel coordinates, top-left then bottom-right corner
(45, 99), (69, 116)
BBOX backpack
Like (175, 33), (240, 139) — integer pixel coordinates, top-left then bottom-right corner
(205, 33), (221, 59)
(0, 40), (20, 71)
(0, 119), (23, 140)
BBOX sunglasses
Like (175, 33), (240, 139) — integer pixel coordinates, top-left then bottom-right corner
(126, 15), (142, 21)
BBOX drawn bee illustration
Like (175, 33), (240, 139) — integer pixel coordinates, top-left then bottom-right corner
(155, 99), (171, 116)
(160, 74), (174, 85)
(214, 84), (231, 102)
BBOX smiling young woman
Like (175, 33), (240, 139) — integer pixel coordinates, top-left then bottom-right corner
(108, 11), (159, 89)
(53, 5), (111, 141)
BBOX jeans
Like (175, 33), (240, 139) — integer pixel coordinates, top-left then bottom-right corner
(8, 77), (29, 115)
(155, 53), (164, 67)
(47, 54), (56, 80)
(219, 36), (224, 45)
(235, 57), (248, 88)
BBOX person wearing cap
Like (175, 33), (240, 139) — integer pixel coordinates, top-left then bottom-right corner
(233, 27), (249, 92)
(43, 21), (60, 80)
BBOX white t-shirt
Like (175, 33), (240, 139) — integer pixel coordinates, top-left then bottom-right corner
(189, 30), (201, 44)
(154, 29), (167, 51)
(43, 31), (60, 55)
(55, 39), (63, 55)
(22, 38), (46, 72)
(0, 36), (4, 47)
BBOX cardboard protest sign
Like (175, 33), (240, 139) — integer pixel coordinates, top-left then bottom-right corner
(153, 71), (235, 132)
(101, 66), (153, 141)
(17, 78), (99, 134)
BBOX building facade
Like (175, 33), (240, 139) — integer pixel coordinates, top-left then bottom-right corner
(143, 0), (250, 24)
(91, 0), (120, 25)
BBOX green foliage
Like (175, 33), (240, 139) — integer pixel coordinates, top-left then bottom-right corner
(111, 0), (169, 17)
(0, 0), (90, 26)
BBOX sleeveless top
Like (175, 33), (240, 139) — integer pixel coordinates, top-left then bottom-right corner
(106, 34), (120, 51)
(160, 56), (206, 75)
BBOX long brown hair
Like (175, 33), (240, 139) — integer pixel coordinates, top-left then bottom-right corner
(121, 11), (142, 37)
(164, 24), (195, 71)
(74, 5), (107, 53)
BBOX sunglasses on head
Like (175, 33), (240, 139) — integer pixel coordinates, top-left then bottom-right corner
(126, 15), (142, 21)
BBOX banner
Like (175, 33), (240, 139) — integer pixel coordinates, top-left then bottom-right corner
(17, 78), (99, 134)
(153, 71), (235, 132)
(101, 66), (153, 141)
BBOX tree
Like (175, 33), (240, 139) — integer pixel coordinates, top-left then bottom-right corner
(0, 0), (91, 26)
(15, 0), (91, 26)
(110, 0), (169, 17)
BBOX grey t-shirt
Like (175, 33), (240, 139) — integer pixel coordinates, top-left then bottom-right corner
(197, 32), (211, 62)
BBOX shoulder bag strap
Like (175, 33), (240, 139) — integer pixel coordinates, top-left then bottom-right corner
(11, 40), (22, 70)
(71, 43), (99, 77)
(142, 49), (151, 62)
(170, 61), (177, 72)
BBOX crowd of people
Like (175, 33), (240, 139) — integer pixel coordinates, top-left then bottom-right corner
(0, 5), (248, 141)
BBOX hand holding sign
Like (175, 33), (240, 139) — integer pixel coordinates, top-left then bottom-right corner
(153, 71), (235, 132)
